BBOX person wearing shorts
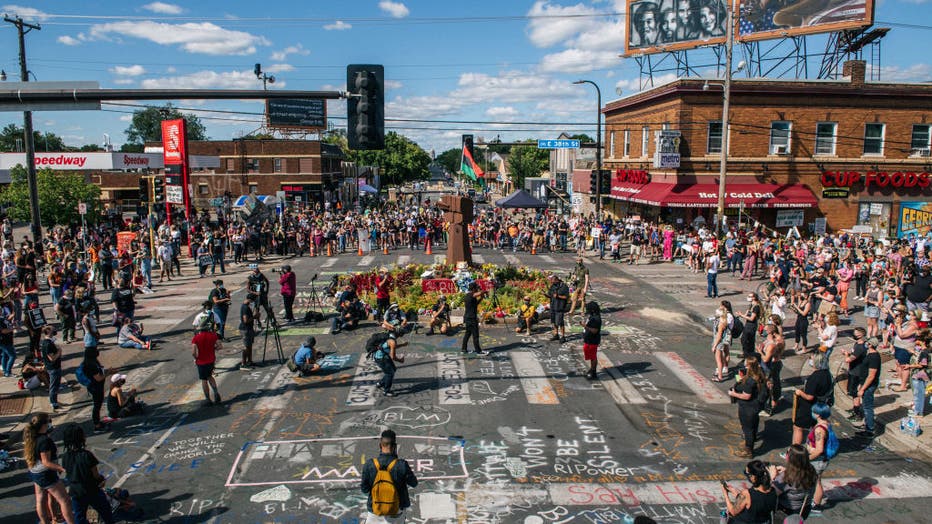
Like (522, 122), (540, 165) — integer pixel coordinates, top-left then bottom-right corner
(191, 324), (222, 407)
(581, 301), (602, 379)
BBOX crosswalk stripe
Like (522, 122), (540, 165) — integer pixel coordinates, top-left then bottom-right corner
(655, 351), (730, 404)
(357, 255), (375, 267)
(539, 255), (556, 264)
(397, 255), (411, 266)
(596, 353), (648, 405)
(138, 318), (186, 326)
(472, 254), (485, 264)
(256, 363), (302, 411)
(321, 257), (338, 268)
(346, 356), (382, 406)
(437, 353), (471, 405)
(504, 254), (520, 265)
(510, 351), (559, 405)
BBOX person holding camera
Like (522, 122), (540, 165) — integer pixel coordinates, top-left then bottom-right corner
(728, 355), (767, 458)
(278, 265), (297, 323)
(209, 280), (231, 340)
(516, 296), (537, 336)
(461, 282), (486, 355)
(374, 327), (408, 397)
(375, 268), (392, 321)
(332, 296), (364, 334)
(721, 460), (777, 524)
(246, 264), (273, 324)
(382, 303), (410, 334)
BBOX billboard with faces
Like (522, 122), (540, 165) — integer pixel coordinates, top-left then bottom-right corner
(624, 0), (875, 56)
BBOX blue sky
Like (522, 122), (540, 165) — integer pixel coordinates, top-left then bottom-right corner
(0, 1), (930, 153)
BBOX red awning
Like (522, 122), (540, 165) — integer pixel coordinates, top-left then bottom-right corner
(611, 181), (817, 209)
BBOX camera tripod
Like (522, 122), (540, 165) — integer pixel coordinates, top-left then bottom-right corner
(301, 273), (326, 320)
(487, 287), (509, 328)
(259, 312), (284, 364)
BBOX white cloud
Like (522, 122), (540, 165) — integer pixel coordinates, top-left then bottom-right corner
(166, 66), (177, 73)
(0, 5), (49, 21)
(270, 44), (310, 61)
(379, 1), (410, 18)
(140, 69), (283, 90)
(119, 114), (134, 122)
(141, 2), (183, 14)
(86, 21), (269, 55)
(526, 1), (599, 48)
(57, 35), (82, 46)
(324, 20), (352, 31)
(453, 70), (578, 104)
(110, 65), (146, 77)
(873, 63), (932, 83)
(485, 106), (519, 118)
(264, 63), (294, 73)
(614, 72), (677, 94)
(113, 78), (136, 85)
(539, 48), (620, 73)
(384, 80), (403, 90)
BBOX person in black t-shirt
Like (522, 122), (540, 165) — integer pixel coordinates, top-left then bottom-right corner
(110, 279), (136, 325)
(844, 327), (868, 422)
(62, 423), (114, 523)
(738, 293), (762, 357)
(548, 275), (570, 343)
(792, 365), (833, 445)
(239, 295), (256, 370)
(856, 337), (882, 437)
(906, 266), (932, 312)
(41, 326), (63, 411)
(209, 280), (231, 340)
(580, 301), (602, 379)
(23, 412), (75, 524)
(460, 282), (486, 355)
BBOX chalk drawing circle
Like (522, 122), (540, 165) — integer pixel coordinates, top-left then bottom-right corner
(524, 517), (544, 524)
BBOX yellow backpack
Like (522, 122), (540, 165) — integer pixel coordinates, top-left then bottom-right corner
(371, 458), (400, 516)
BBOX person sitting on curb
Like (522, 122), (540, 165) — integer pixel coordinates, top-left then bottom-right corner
(291, 336), (324, 376)
(515, 296), (537, 336)
(117, 317), (151, 350)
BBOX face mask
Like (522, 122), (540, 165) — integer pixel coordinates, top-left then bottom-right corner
(46, 424), (54, 433)
(747, 298), (753, 303)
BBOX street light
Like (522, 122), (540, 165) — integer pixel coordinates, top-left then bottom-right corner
(573, 79), (602, 219)
(254, 63), (275, 90)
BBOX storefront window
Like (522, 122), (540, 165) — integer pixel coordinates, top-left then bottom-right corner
(857, 202), (891, 238)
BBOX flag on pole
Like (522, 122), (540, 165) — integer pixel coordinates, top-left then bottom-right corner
(461, 144), (484, 181)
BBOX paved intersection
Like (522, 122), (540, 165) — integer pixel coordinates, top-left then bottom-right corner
(1, 250), (931, 523)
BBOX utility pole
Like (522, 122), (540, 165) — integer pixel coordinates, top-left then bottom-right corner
(715, 6), (735, 237)
(3, 15), (43, 256)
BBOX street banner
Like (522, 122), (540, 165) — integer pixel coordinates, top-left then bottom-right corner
(116, 231), (136, 255)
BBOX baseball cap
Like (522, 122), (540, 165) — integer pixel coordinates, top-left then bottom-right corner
(866, 337), (881, 347)
(111, 374), (127, 383)
(248, 263), (259, 270)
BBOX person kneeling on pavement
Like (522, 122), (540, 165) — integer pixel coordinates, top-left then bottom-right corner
(382, 303), (413, 334)
(332, 297), (366, 334)
(117, 317), (151, 350)
(427, 296), (451, 335)
(289, 336), (325, 376)
(107, 374), (144, 419)
(515, 296), (538, 336)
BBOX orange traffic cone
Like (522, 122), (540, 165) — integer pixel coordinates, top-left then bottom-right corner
(358, 243), (364, 256)
(327, 243), (332, 257)
(383, 243), (389, 255)
(310, 243), (316, 257)
(425, 238), (433, 255)
(531, 243), (537, 255)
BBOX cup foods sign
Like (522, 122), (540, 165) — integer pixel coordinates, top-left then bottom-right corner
(821, 170), (932, 192)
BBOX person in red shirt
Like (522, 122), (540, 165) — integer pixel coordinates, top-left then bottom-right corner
(191, 325), (222, 406)
(375, 268), (392, 320)
(278, 265), (297, 323)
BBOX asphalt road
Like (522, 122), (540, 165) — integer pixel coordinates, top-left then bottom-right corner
(2, 249), (931, 523)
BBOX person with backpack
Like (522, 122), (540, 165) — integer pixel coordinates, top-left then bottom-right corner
(193, 301), (220, 335)
(372, 329), (407, 398)
(61, 423), (114, 524)
(791, 360), (834, 446)
(803, 402), (838, 514)
(360, 429), (418, 523)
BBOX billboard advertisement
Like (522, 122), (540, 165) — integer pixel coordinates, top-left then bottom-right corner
(737, 0), (874, 41)
(897, 201), (932, 239)
(624, 0), (875, 56)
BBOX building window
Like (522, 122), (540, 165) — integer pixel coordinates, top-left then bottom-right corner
(246, 158), (260, 173)
(911, 124), (931, 156)
(198, 184), (209, 195)
(273, 158), (283, 172)
(623, 130), (630, 157)
(609, 131), (615, 158)
(641, 126), (649, 157)
(707, 121), (723, 154)
(863, 123), (885, 155)
(769, 121), (791, 154)
(248, 183), (258, 194)
(814, 122), (837, 156)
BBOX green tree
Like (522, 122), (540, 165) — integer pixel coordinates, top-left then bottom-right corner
(0, 124), (67, 152)
(435, 146), (488, 176)
(123, 104), (208, 147)
(78, 144), (101, 152)
(507, 143), (549, 190)
(569, 133), (594, 144)
(0, 165), (102, 225)
(353, 132), (431, 186)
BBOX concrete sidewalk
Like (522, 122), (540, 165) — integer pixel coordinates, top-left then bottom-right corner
(584, 249), (932, 462)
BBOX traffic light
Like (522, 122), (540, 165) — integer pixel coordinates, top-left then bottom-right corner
(590, 170), (598, 194)
(139, 178), (150, 202)
(346, 64), (385, 150)
(599, 170), (611, 195)
(152, 176), (164, 203)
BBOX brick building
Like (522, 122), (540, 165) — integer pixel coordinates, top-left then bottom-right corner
(598, 60), (932, 237)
